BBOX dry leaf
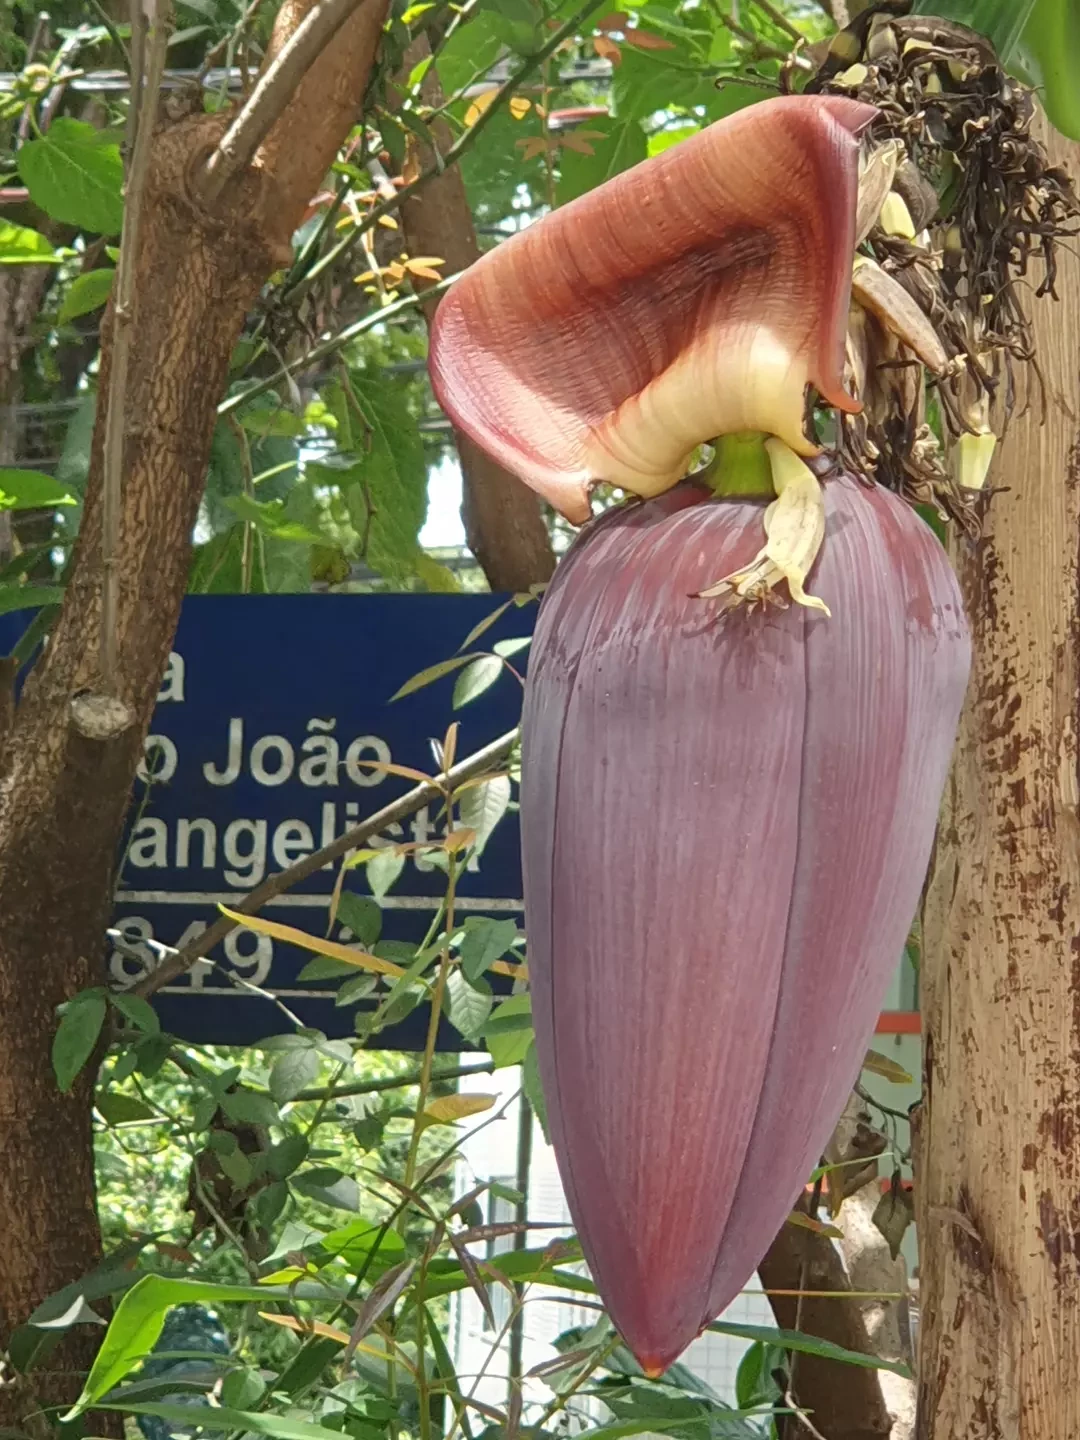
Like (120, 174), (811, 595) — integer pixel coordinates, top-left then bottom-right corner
(516, 137), (551, 161)
(423, 1093), (496, 1125)
(623, 26), (674, 50)
(863, 1048), (913, 1084)
(595, 10), (628, 30)
(593, 34), (621, 63)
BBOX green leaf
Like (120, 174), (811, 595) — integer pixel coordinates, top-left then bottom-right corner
(269, 1046), (321, 1103)
(912, 0), (1037, 64)
(220, 1089), (281, 1127)
(296, 955), (361, 982)
(0, 584), (65, 615)
(557, 117), (647, 206)
(53, 989), (108, 1092)
(110, 992), (160, 1035)
(492, 635), (530, 658)
(424, 1244), (592, 1300)
(336, 892), (382, 947)
(239, 406), (305, 437)
(484, 994), (533, 1068)
(58, 267), (115, 323)
(453, 654), (504, 709)
(17, 118), (124, 234)
(265, 1134), (309, 1180)
(219, 1368), (267, 1410)
(706, 1322), (912, 1379)
(323, 373), (429, 584)
(522, 1040), (549, 1143)
(99, 1402), (370, 1440)
(335, 972), (378, 1006)
(292, 1167), (361, 1211)
(0, 221), (62, 265)
(565, 1419), (768, 1440)
(445, 969), (493, 1041)
(68, 1275), (333, 1414)
(460, 916), (519, 982)
(1015, 0), (1080, 140)
(96, 1091), (157, 1125)
(458, 599), (512, 650)
(0, 468), (77, 510)
(457, 774), (512, 855)
(367, 848), (404, 902)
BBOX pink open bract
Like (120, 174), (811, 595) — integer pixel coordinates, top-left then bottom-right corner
(430, 94), (877, 523)
(521, 478), (969, 1372)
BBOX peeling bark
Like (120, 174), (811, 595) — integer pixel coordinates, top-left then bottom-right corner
(917, 121), (1080, 1440)
(397, 38), (556, 592)
(0, 0), (388, 1422)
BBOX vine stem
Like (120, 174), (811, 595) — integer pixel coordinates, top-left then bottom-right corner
(402, 846), (458, 1192)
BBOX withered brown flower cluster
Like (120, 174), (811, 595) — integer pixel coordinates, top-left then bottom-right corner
(806, 8), (1080, 532)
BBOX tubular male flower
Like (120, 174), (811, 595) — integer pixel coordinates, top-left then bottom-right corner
(521, 478), (970, 1373)
(429, 95), (877, 523)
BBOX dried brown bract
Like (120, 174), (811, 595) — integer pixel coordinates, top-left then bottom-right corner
(806, 10), (1080, 531)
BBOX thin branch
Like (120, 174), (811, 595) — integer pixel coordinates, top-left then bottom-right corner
(100, 0), (169, 693)
(199, 0), (375, 203)
(749, 0), (803, 41)
(290, 1058), (495, 1103)
(134, 727), (518, 996)
(217, 273), (458, 416)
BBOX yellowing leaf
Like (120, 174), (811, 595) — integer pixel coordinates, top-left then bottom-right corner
(258, 1311), (402, 1366)
(465, 89), (499, 128)
(405, 256), (446, 277)
(217, 907), (405, 978)
(423, 1094), (496, 1126)
(863, 1049), (913, 1085)
(508, 97), (531, 120)
(377, 215), (399, 229)
(260, 1313), (350, 1344)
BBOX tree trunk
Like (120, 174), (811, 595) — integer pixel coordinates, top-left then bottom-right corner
(916, 121), (1080, 1439)
(760, 1192), (894, 1440)
(0, 2), (388, 1422)
(397, 38), (556, 592)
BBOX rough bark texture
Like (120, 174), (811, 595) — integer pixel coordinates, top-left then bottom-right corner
(0, 1), (388, 1423)
(917, 121), (1080, 1439)
(397, 38), (556, 592)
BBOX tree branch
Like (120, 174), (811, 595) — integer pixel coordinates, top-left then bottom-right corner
(134, 727), (519, 996)
(199, 0), (375, 203)
(100, 0), (170, 695)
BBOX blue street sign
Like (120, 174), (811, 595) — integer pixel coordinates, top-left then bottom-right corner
(9, 596), (533, 1050)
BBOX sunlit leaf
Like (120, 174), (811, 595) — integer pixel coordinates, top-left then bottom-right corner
(17, 118), (124, 234)
(217, 907), (404, 977)
(422, 1094), (496, 1125)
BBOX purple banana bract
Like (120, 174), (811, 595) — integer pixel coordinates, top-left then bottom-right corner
(520, 474), (970, 1373)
